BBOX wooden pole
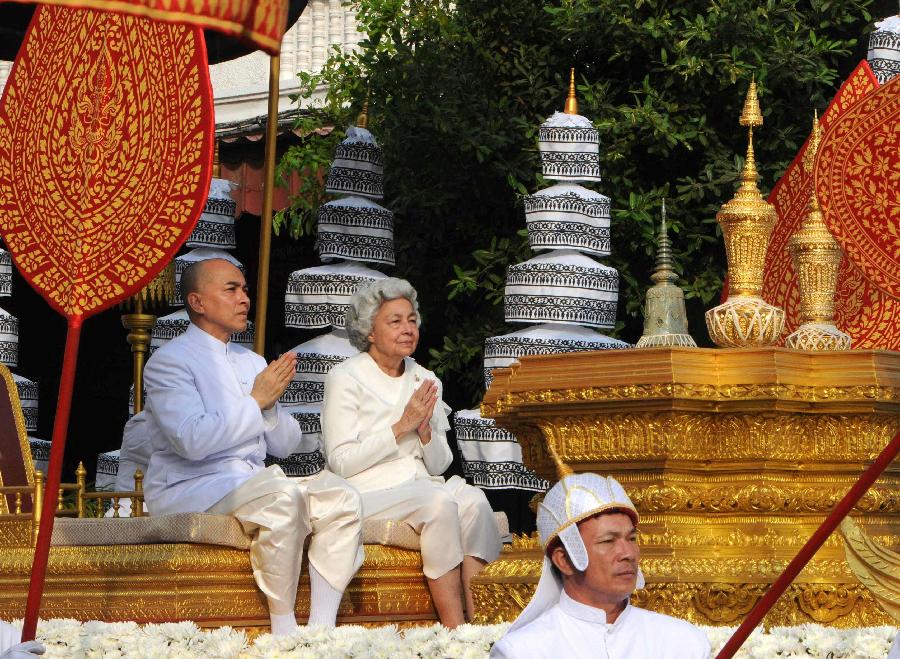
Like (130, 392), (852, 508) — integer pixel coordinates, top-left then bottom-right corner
(716, 428), (900, 658)
(22, 317), (82, 640)
(253, 54), (280, 356)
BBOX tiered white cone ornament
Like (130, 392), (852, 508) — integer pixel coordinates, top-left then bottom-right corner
(868, 14), (900, 85)
(456, 70), (630, 493)
(276, 100), (392, 477)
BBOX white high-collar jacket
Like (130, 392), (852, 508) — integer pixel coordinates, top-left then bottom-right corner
(143, 323), (305, 515)
(322, 352), (453, 493)
(491, 590), (711, 659)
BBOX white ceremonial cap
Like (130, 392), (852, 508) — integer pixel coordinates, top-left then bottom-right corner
(537, 472), (639, 571)
(508, 472), (644, 633)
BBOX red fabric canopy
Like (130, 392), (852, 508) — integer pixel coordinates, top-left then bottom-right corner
(0, 0), (290, 55)
(761, 61), (900, 349)
(0, 5), (215, 638)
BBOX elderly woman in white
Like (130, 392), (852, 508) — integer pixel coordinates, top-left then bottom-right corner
(322, 278), (501, 627)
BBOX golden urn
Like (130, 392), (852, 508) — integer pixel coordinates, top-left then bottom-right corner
(784, 112), (851, 351)
(705, 80), (785, 347)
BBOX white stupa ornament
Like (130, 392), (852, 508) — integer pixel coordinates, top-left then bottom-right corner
(277, 98), (396, 477)
(185, 178), (238, 250)
(0, 248), (12, 298)
(13, 373), (38, 433)
(869, 15), (900, 85)
(0, 242), (46, 466)
(0, 306), (18, 368)
(324, 102), (385, 199)
(537, 74), (601, 182)
(456, 70), (630, 493)
(284, 261), (387, 329)
(317, 196), (395, 266)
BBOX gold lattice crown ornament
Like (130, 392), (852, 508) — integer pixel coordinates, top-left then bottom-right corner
(636, 199), (697, 348)
(784, 111), (851, 351)
(705, 78), (785, 347)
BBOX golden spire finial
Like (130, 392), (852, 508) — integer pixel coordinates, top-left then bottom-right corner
(212, 139), (220, 179)
(739, 77), (763, 128)
(736, 78), (763, 196)
(564, 68), (578, 115)
(356, 93), (370, 129)
(802, 110), (821, 175)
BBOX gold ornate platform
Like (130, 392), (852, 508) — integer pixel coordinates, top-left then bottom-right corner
(472, 347), (900, 627)
(0, 519), (437, 627)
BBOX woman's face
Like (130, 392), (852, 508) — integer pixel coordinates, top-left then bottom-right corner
(367, 297), (419, 364)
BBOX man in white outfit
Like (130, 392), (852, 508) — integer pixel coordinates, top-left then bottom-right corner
(142, 258), (364, 635)
(491, 472), (710, 659)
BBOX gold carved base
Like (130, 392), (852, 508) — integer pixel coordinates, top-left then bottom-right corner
(785, 322), (852, 351)
(0, 542), (438, 627)
(705, 296), (785, 347)
(478, 347), (900, 626)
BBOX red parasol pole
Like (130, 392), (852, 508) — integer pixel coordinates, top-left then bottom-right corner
(716, 427), (900, 658)
(21, 317), (82, 641)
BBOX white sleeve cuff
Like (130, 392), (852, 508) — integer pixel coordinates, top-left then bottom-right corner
(261, 405), (279, 430)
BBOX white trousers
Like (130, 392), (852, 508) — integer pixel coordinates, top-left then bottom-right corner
(362, 475), (502, 579)
(208, 466), (363, 615)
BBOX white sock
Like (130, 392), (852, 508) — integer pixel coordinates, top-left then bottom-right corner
(307, 564), (344, 627)
(269, 611), (298, 636)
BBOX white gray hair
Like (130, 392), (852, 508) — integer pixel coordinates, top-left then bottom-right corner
(345, 278), (420, 352)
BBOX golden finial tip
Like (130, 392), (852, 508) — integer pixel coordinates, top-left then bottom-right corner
(803, 109), (823, 174)
(356, 94), (370, 129)
(564, 67), (578, 115)
(739, 78), (763, 128)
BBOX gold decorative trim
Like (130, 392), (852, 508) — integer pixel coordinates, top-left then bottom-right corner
(485, 383), (900, 416)
(0, 364), (35, 514)
(507, 412), (900, 483)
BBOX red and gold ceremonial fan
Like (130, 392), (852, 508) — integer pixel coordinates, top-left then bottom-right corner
(761, 61), (900, 349)
(0, 0), (292, 640)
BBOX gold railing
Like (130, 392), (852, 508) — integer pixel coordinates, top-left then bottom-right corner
(0, 463), (145, 545)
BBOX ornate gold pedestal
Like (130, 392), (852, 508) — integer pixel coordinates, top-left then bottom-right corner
(0, 531), (437, 627)
(472, 347), (900, 627)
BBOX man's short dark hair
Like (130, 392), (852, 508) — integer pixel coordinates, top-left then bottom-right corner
(179, 260), (205, 304)
(546, 536), (566, 578)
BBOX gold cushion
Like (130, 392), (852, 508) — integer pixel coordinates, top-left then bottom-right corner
(51, 511), (510, 551)
(51, 513), (251, 550)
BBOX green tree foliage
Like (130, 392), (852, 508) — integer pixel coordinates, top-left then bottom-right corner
(277, 0), (878, 408)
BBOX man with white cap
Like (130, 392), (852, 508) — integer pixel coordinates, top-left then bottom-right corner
(491, 472), (709, 658)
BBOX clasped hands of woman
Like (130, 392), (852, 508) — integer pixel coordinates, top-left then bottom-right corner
(392, 379), (439, 443)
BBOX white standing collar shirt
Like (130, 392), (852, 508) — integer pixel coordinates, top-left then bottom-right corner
(143, 323), (303, 516)
(491, 590), (711, 659)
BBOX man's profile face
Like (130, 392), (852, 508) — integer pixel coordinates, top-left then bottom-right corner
(188, 260), (250, 341)
(554, 512), (639, 609)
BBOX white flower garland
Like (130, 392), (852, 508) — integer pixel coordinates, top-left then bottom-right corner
(3, 619), (896, 658)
